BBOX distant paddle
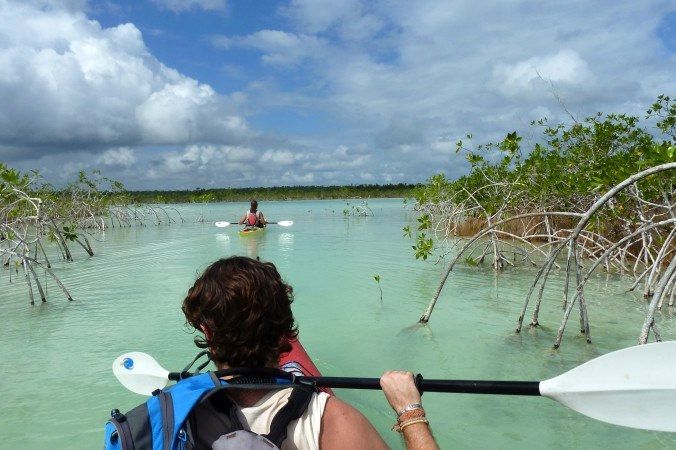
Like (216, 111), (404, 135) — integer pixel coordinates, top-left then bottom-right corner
(267, 221), (293, 226)
(113, 341), (676, 432)
(214, 220), (293, 228)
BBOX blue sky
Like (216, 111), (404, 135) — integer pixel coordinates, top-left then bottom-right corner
(1, 0), (674, 189)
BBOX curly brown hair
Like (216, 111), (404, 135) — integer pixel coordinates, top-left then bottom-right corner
(181, 256), (298, 367)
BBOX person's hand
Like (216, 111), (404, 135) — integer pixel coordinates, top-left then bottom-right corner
(380, 371), (421, 414)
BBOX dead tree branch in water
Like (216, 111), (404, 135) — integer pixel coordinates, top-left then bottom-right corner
(1, 166), (183, 305)
(409, 99), (676, 348)
(416, 163), (675, 348)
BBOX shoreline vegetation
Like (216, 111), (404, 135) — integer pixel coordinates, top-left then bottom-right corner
(408, 95), (675, 347)
(124, 183), (416, 204)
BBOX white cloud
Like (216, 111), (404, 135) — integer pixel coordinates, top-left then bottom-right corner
(260, 150), (296, 165)
(431, 139), (454, 154)
(136, 79), (248, 144)
(225, 146), (257, 162)
(255, 0), (675, 179)
(492, 50), (593, 98)
(4, 0), (676, 190)
(0, 0), (246, 150)
(212, 29), (326, 66)
(281, 0), (384, 41)
(281, 0), (357, 34)
(155, 145), (256, 175)
(300, 146), (371, 171)
(150, 0), (227, 13)
(282, 170), (315, 184)
(134, 143), (375, 187)
(98, 147), (136, 167)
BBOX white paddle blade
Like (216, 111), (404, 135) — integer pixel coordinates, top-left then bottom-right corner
(540, 341), (676, 432)
(214, 221), (231, 228)
(112, 352), (170, 395)
(277, 220), (293, 227)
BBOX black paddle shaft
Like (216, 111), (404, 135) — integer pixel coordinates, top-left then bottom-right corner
(169, 369), (541, 396)
(298, 375), (541, 396)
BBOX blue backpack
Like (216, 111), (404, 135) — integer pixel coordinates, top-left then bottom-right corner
(104, 369), (314, 450)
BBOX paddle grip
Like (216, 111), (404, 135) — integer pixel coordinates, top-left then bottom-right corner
(168, 371), (193, 381)
(415, 373), (423, 394)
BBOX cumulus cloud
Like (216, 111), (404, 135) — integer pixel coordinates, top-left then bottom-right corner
(3, 0), (676, 189)
(136, 142), (375, 187)
(98, 147), (136, 167)
(492, 50), (594, 98)
(136, 80), (248, 144)
(150, 144), (256, 176)
(0, 0), (247, 152)
(281, 171), (315, 184)
(260, 150), (296, 165)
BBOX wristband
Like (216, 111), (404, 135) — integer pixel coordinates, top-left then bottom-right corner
(398, 408), (426, 422)
(397, 402), (423, 417)
(392, 417), (430, 433)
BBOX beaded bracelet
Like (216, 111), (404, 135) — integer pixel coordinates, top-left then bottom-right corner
(392, 407), (427, 432)
(392, 417), (430, 432)
(398, 408), (426, 422)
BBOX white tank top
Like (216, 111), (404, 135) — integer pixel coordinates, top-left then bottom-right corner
(235, 388), (329, 450)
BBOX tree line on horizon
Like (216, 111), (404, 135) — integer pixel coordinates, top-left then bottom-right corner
(124, 183), (417, 203)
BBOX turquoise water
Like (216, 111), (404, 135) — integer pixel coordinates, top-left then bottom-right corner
(1, 198), (674, 449)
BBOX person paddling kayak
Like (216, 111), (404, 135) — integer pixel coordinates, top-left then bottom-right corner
(181, 257), (439, 450)
(239, 199), (266, 228)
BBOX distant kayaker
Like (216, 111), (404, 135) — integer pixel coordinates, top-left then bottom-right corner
(239, 199), (267, 228)
(181, 256), (440, 450)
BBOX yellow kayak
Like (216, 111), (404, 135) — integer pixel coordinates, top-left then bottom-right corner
(238, 227), (266, 237)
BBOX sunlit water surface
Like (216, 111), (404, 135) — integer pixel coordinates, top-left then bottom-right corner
(1, 199), (674, 449)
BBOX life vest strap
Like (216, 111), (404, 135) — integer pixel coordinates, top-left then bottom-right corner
(264, 387), (314, 447)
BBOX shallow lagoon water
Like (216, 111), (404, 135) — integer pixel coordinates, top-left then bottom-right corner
(1, 198), (675, 449)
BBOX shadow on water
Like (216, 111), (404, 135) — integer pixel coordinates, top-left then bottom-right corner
(400, 321), (427, 334)
(396, 322), (454, 374)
